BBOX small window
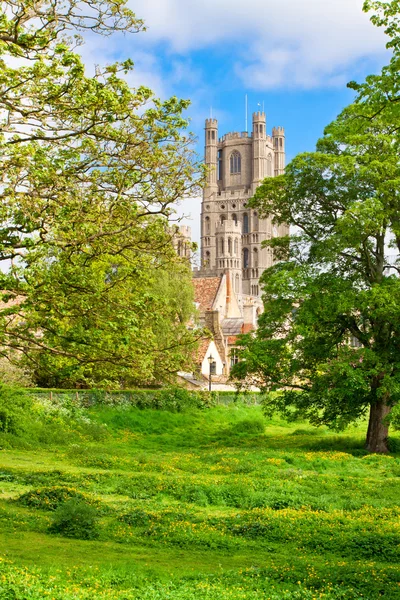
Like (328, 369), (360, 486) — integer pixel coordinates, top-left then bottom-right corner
(230, 151), (241, 174)
(243, 248), (249, 268)
(217, 149), (223, 180)
(243, 213), (249, 234)
(212, 130), (215, 140)
(230, 349), (239, 368)
(228, 238), (232, 254)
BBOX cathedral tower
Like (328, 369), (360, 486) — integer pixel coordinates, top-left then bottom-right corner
(198, 112), (287, 305)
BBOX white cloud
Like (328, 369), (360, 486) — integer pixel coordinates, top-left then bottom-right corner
(129, 0), (389, 88)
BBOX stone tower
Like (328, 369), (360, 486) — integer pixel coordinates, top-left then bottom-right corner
(198, 112), (288, 304)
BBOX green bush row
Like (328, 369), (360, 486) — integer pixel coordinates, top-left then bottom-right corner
(28, 386), (261, 409)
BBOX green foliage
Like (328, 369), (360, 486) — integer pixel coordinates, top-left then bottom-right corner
(0, 404), (400, 598)
(228, 418), (265, 434)
(16, 486), (97, 511)
(0, 385), (32, 434)
(48, 498), (100, 539)
(233, 0), (400, 454)
(0, 0), (201, 387)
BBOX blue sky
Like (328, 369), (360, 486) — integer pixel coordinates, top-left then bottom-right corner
(81, 0), (390, 246)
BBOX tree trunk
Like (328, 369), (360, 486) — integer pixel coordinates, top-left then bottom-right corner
(365, 401), (391, 454)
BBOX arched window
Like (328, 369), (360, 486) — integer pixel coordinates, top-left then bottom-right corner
(220, 239), (224, 255)
(230, 151), (241, 174)
(232, 213), (238, 225)
(228, 238), (232, 255)
(220, 214), (226, 224)
(217, 149), (223, 180)
(205, 216), (210, 234)
(243, 248), (249, 268)
(243, 213), (249, 234)
(234, 239), (238, 255)
(205, 251), (210, 267)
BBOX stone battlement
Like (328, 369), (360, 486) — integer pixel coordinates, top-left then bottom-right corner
(220, 131), (250, 142)
(178, 225), (192, 238)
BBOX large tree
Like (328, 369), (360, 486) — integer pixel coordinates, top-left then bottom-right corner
(232, 0), (400, 453)
(0, 1), (201, 383)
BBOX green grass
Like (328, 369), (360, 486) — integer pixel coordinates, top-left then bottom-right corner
(1, 403), (400, 599)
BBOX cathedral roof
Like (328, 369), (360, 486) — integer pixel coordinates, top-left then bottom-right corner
(193, 277), (222, 313)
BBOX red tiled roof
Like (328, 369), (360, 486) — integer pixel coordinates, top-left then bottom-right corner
(196, 338), (211, 362)
(193, 277), (221, 313)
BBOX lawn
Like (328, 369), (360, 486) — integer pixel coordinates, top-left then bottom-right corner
(0, 401), (400, 599)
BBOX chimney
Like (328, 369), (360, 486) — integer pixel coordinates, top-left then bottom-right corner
(242, 300), (257, 334)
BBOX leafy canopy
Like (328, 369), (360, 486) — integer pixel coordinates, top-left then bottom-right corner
(233, 0), (400, 453)
(0, 1), (202, 385)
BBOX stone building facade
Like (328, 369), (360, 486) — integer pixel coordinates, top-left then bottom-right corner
(196, 112), (288, 305)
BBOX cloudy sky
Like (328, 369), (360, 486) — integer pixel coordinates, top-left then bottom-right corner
(82, 0), (390, 244)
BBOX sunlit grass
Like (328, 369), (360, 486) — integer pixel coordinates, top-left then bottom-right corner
(1, 403), (399, 599)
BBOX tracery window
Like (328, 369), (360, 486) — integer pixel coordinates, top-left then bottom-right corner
(230, 151), (241, 174)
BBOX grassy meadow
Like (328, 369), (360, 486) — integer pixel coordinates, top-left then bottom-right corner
(1, 396), (400, 599)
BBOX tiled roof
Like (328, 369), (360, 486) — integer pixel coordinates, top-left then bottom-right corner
(193, 277), (221, 313)
(221, 318), (243, 335)
(196, 338), (211, 362)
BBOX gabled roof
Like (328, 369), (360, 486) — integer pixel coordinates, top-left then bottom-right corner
(193, 277), (222, 313)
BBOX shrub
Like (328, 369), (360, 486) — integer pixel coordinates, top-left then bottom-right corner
(0, 385), (32, 434)
(48, 498), (100, 539)
(228, 418), (265, 435)
(16, 486), (96, 511)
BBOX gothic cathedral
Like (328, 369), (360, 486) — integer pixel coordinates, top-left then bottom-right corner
(196, 112), (288, 307)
